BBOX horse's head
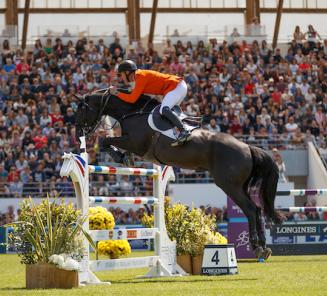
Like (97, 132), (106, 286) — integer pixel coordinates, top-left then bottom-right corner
(75, 93), (103, 139)
(75, 90), (158, 140)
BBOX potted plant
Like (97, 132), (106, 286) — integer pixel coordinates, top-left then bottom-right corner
(89, 206), (115, 230)
(5, 197), (96, 289)
(187, 209), (227, 275)
(141, 198), (228, 275)
(98, 240), (131, 259)
(88, 206), (131, 259)
(165, 203), (193, 274)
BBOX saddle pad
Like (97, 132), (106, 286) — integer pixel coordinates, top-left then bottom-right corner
(148, 105), (198, 140)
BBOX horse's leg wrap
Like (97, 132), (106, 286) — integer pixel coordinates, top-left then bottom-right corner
(105, 144), (125, 164)
(103, 136), (136, 165)
(256, 207), (266, 249)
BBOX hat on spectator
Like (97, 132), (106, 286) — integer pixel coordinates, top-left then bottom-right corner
(224, 97), (231, 102)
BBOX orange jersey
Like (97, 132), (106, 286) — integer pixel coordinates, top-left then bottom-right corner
(117, 69), (181, 103)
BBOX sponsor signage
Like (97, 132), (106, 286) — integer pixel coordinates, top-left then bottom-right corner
(272, 236), (294, 244)
(271, 224), (327, 236)
(127, 230), (137, 239)
(268, 243), (327, 255)
(201, 244), (238, 276)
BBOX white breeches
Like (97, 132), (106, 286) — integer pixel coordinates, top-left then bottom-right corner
(159, 80), (187, 114)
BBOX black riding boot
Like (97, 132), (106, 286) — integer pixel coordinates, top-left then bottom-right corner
(161, 106), (190, 146)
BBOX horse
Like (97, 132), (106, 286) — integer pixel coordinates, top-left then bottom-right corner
(75, 89), (283, 260)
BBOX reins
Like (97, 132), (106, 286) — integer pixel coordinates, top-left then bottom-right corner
(80, 90), (157, 137)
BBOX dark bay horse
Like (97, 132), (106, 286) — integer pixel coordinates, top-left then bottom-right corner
(75, 90), (283, 259)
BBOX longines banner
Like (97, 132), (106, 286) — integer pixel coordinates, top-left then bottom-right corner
(271, 224), (327, 236)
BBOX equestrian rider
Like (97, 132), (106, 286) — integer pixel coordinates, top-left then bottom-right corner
(110, 60), (191, 146)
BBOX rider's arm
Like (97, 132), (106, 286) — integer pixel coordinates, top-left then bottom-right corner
(117, 76), (146, 103)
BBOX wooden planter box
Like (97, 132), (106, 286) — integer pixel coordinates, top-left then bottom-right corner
(191, 254), (204, 275)
(176, 254), (192, 274)
(26, 262), (78, 289)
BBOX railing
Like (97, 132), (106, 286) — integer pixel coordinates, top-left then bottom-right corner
(16, 0), (327, 9)
(0, 180), (156, 198)
(312, 140), (327, 171)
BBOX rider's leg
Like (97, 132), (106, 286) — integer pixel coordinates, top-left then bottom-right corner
(159, 80), (190, 145)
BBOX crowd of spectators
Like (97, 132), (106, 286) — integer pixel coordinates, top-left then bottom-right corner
(0, 24), (327, 224)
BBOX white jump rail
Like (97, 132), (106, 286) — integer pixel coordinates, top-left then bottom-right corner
(60, 137), (185, 286)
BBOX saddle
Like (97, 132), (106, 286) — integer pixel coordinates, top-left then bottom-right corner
(148, 105), (200, 140)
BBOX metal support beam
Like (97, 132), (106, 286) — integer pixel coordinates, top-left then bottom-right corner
(127, 0), (135, 43)
(22, 0), (31, 51)
(5, 0), (18, 26)
(272, 0), (283, 50)
(5, 0), (18, 37)
(127, 0), (141, 44)
(149, 0), (158, 45)
(135, 0), (141, 41)
(254, 0), (260, 23)
(245, 0), (255, 24)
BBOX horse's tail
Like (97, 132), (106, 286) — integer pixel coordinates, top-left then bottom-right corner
(248, 145), (284, 224)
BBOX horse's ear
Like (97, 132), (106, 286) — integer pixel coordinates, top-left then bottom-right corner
(73, 94), (83, 101)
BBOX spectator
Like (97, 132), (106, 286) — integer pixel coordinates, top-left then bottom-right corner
(119, 175), (133, 194)
(230, 28), (241, 38)
(206, 118), (220, 133)
(293, 26), (305, 46)
(9, 174), (23, 197)
(304, 24), (321, 49)
(285, 117), (298, 135)
(272, 148), (287, 182)
(3, 58), (15, 73)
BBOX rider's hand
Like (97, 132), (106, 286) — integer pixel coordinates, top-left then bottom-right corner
(109, 86), (119, 95)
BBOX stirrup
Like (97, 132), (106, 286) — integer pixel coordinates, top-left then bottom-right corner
(171, 130), (191, 147)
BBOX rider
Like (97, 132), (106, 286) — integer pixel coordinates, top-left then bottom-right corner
(110, 60), (191, 146)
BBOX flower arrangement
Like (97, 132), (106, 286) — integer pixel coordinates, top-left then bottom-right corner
(5, 197), (96, 266)
(98, 240), (131, 259)
(140, 212), (154, 228)
(49, 254), (80, 271)
(142, 198), (227, 256)
(89, 206), (115, 230)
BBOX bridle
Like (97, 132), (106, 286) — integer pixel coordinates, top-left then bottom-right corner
(77, 89), (157, 138)
(77, 88), (111, 138)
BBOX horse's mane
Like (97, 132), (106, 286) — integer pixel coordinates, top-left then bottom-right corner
(89, 89), (159, 113)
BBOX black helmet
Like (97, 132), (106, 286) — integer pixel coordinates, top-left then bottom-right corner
(117, 60), (137, 73)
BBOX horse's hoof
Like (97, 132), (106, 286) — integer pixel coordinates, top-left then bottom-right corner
(262, 248), (272, 260)
(254, 246), (264, 259)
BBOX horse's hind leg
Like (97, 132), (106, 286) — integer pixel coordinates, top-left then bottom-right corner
(255, 207), (272, 260)
(224, 187), (263, 257)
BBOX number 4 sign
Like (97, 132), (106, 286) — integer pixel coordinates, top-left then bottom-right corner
(201, 244), (238, 275)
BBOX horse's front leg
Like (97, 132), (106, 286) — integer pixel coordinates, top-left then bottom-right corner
(103, 136), (134, 165)
(103, 136), (132, 151)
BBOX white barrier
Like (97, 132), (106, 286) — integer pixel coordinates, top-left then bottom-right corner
(60, 138), (185, 285)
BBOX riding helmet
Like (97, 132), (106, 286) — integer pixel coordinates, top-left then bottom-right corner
(118, 60), (137, 73)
